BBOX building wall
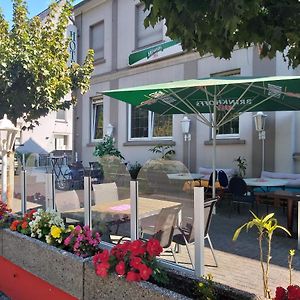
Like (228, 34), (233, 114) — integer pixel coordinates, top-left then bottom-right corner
(74, 0), (300, 175)
(18, 108), (73, 154)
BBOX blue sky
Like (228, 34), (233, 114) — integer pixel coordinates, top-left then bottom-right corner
(0, 0), (82, 23)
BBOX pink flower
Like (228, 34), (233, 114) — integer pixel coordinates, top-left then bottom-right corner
(74, 225), (82, 233)
(64, 236), (72, 246)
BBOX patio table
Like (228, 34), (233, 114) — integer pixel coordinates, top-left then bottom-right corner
(62, 197), (183, 225)
(10, 198), (41, 213)
(167, 173), (204, 181)
(255, 190), (300, 237)
(244, 178), (288, 192)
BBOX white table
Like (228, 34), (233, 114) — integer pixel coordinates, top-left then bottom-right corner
(62, 197), (183, 223)
(167, 173), (204, 181)
(244, 178), (288, 192)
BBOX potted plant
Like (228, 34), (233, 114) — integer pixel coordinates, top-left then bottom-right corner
(93, 135), (124, 160)
(233, 156), (247, 178)
(128, 161), (142, 180)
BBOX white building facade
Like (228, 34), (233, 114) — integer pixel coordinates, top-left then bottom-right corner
(73, 0), (300, 177)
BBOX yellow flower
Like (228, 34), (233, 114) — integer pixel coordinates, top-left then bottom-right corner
(50, 226), (62, 239)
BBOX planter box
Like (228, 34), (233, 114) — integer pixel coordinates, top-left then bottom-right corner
(0, 229), (258, 300)
(1, 229), (86, 299)
(0, 229), (186, 300)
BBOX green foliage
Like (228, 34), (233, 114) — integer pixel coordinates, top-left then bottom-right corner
(148, 145), (175, 160)
(140, 0), (300, 68)
(233, 211), (290, 299)
(233, 156), (247, 178)
(0, 0), (94, 127)
(93, 135), (124, 160)
(128, 161), (142, 180)
(195, 274), (216, 300)
(288, 249), (295, 285)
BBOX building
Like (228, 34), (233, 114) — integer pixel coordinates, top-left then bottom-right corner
(73, 0), (300, 176)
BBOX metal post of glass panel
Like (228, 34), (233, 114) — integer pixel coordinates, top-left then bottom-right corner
(194, 187), (204, 276)
(21, 169), (27, 215)
(46, 172), (55, 210)
(84, 169), (92, 229)
(298, 201), (300, 250)
(130, 180), (139, 240)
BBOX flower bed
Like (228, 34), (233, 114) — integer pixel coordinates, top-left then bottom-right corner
(0, 203), (259, 299)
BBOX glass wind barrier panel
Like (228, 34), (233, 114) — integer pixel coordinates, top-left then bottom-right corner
(54, 158), (85, 227)
(12, 152), (47, 215)
(138, 159), (196, 271)
(91, 155), (130, 244)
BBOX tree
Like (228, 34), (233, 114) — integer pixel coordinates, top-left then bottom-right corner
(140, 1), (300, 68)
(0, 0), (94, 127)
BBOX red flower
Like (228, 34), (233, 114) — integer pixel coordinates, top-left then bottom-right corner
(146, 239), (163, 257)
(138, 264), (152, 281)
(115, 261), (126, 276)
(287, 285), (300, 300)
(10, 220), (19, 231)
(98, 249), (110, 262)
(21, 221), (28, 229)
(93, 250), (110, 265)
(274, 287), (287, 300)
(128, 240), (146, 256)
(96, 262), (110, 278)
(111, 243), (128, 261)
(130, 256), (142, 269)
(126, 270), (141, 282)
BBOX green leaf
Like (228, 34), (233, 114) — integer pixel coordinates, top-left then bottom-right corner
(262, 213), (275, 223)
(232, 223), (247, 241)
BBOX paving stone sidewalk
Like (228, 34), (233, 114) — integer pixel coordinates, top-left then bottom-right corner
(163, 204), (300, 297)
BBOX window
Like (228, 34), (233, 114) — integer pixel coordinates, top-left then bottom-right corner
(211, 69), (241, 138)
(56, 109), (66, 120)
(90, 21), (104, 62)
(91, 98), (104, 141)
(135, 4), (163, 49)
(129, 106), (172, 140)
(54, 135), (67, 150)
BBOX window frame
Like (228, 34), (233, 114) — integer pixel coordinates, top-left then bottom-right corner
(90, 97), (104, 143)
(56, 109), (66, 121)
(210, 69), (241, 139)
(134, 4), (164, 50)
(89, 20), (105, 63)
(128, 105), (173, 141)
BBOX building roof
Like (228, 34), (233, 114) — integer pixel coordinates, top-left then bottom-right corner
(74, 0), (93, 10)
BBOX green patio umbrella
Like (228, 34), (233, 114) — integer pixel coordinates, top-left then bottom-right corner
(102, 75), (300, 197)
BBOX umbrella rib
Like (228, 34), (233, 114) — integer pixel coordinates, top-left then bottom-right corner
(151, 87), (212, 126)
(216, 82), (254, 127)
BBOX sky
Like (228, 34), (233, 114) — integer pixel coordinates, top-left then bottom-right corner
(0, 0), (82, 23)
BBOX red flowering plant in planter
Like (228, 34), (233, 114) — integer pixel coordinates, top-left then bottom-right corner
(63, 225), (101, 258)
(9, 209), (36, 235)
(274, 285), (300, 300)
(93, 239), (168, 284)
(0, 201), (12, 227)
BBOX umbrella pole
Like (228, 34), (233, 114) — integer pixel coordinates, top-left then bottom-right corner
(212, 96), (217, 199)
